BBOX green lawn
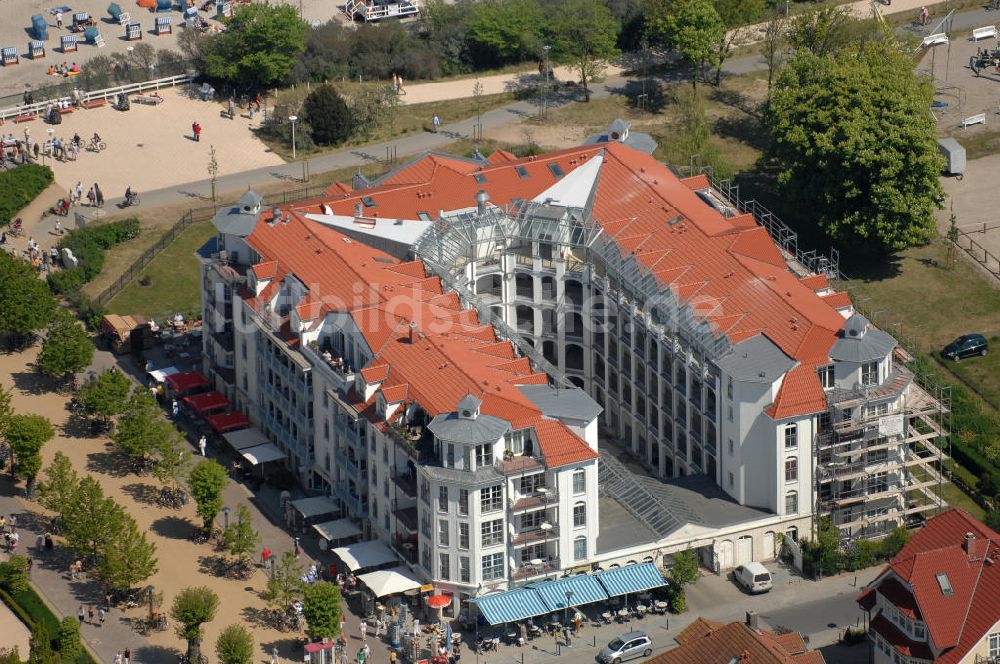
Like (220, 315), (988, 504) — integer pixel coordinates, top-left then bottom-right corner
(105, 221), (216, 321)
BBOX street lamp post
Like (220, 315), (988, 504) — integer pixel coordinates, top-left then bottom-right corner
(45, 128), (53, 166)
(564, 590), (573, 623)
(288, 115), (298, 161)
(222, 506), (230, 531)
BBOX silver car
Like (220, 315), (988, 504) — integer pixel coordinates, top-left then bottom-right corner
(598, 631), (653, 664)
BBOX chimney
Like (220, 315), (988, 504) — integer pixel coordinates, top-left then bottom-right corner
(745, 611), (759, 631)
(475, 190), (489, 215)
(965, 532), (986, 561)
(409, 322), (419, 344)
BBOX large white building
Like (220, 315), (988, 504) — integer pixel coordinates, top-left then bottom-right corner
(199, 133), (949, 613)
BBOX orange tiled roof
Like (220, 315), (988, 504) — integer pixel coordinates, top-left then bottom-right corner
(858, 509), (1000, 664)
(648, 620), (823, 664)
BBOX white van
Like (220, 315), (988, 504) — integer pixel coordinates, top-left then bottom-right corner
(733, 562), (773, 594)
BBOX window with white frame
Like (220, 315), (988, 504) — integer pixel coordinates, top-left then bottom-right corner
(438, 486), (448, 512)
(439, 553), (450, 580)
(505, 429), (530, 455)
(458, 489), (469, 515)
(458, 522), (469, 549)
(518, 474), (543, 495)
(573, 469), (586, 494)
(480, 485), (502, 513)
(818, 364), (834, 390)
(475, 443), (493, 469)
(785, 457), (798, 482)
(482, 553), (504, 581)
(481, 519), (504, 547)
(459, 556), (470, 583)
(785, 491), (798, 514)
(574, 536), (587, 561)
(438, 519), (449, 547)
(573, 502), (586, 528)
(521, 511), (543, 529)
(861, 361), (879, 386)
(784, 425), (797, 449)
(989, 632), (1000, 658)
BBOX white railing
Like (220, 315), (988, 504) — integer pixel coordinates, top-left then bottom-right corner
(0, 72), (193, 121)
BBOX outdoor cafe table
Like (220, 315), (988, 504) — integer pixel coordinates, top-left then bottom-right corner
(601, 611), (613, 623)
(617, 609), (630, 621)
(653, 600), (668, 613)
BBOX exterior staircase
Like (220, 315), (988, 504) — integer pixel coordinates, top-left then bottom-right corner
(598, 450), (681, 539)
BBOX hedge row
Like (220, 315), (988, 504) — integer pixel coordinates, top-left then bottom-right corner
(0, 165), (55, 226)
(48, 218), (140, 295)
(0, 586), (97, 664)
(909, 354), (1000, 497)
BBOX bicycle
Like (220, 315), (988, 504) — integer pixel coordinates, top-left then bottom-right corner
(87, 138), (106, 152)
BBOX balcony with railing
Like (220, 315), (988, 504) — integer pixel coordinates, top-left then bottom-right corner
(511, 525), (559, 546)
(302, 342), (356, 394)
(512, 559), (559, 581)
(509, 490), (559, 512)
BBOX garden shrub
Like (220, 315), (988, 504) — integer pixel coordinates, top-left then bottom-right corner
(48, 219), (140, 295)
(0, 165), (54, 226)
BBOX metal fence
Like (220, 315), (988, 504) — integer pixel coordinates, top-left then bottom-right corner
(0, 72), (194, 122)
(953, 227), (1000, 280)
(93, 181), (336, 307)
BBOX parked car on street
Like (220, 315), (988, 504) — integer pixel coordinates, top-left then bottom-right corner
(732, 562), (773, 594)
(942, 333), (989, 360)
(598, 631), (653, 664)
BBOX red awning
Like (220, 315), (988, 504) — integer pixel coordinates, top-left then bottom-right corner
(183, 391), (231, 416)
(205, 411), (251, 434)
(165, 371), (210, 394)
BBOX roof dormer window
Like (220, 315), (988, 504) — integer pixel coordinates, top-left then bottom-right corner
(935, 572), (953, 596)
(456, 393), (482, 420)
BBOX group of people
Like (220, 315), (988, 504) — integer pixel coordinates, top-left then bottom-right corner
(77, 604), (107, 627)
(47, 62), (81, 77)
(1, 514), (21, 552)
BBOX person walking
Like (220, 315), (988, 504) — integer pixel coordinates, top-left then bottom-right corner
(360, 619), (367, 642)
(228, 97), (236, 119)
(270, 646), (279, 664)
(563, 625), (572, 648)
(920, 6), (929, 25)
(123, 648), (130, 664)
(56, 11), (63, 28)
(198, 435), (207, 456)
(262, 547), (271, 565)
(171, 399), (179, 418)
(98, 607), (106, 627)
(431, 114), (440, 133)
(77, 606), (85, 623)
(86, 187), (95, 206)
(192, 121), (202, 142)
(87, 606), (94, 624)
(75, 181), (83, 203)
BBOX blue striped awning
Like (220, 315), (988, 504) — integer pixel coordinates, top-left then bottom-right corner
(595, 562), (667, 597)
(532, 574), (608, 610)
(472, 588), (551, 626)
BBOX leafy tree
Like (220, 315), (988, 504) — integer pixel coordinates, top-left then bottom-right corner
(986, 509), (1000, 533)
(787, 6), (857, 58)
(57, 618), (81, 664)
(0, 250), (57, 345)
(711, 0), (764, 85)
(215, 624), (254, 664)
(646, 0), (723, 89)
(845, 539), (880, 571)
(36, 310), (94, 382)
(672, 87), (723, 170)
(222, 505), (260, 563)
(669, 549), (700, 586)
(666, 580), (686, 613)
(465, 0), (545, 68)
(201, 4), (307, 91)
(27, 621), (53, 664)
(301, 581), (343, 641)
(761, 11), (785, 95)
(96, 515), (158, 593)
(0, 555), (30, 594)
(0, 383), (12, 440)
(880, 526), (912, 559)
(62, 477), (123, 559)
(765, 44), (944, 254)
(76, 369), (131, 423)
(263, 550), (304, 611)
(112, 388), (167, 463)
(188, 460), (229, 532)
(7, 414), (54, 497)
(171, 586), (220, 664)
(151, 425), (192, 492)
(37, 451), (79, 518)
(303, 86), (352, 146)
(801, 516), (843, 577)
(549, 0), (619, 102)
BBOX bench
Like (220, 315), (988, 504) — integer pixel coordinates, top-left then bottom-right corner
(962, 113), (987, 128)
(82, 99), (106, 109)
(972, 25), (997, 41)
(923, 33), (949, 47)
(58, 106), (74, 114)
(14, 113), (37, 123)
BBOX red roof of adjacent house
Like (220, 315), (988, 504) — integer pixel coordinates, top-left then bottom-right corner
(648, 620), (824, 664)
(857, 509), (1000, 663)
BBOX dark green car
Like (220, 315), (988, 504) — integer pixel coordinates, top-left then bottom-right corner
(942, 333), (989, 361)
